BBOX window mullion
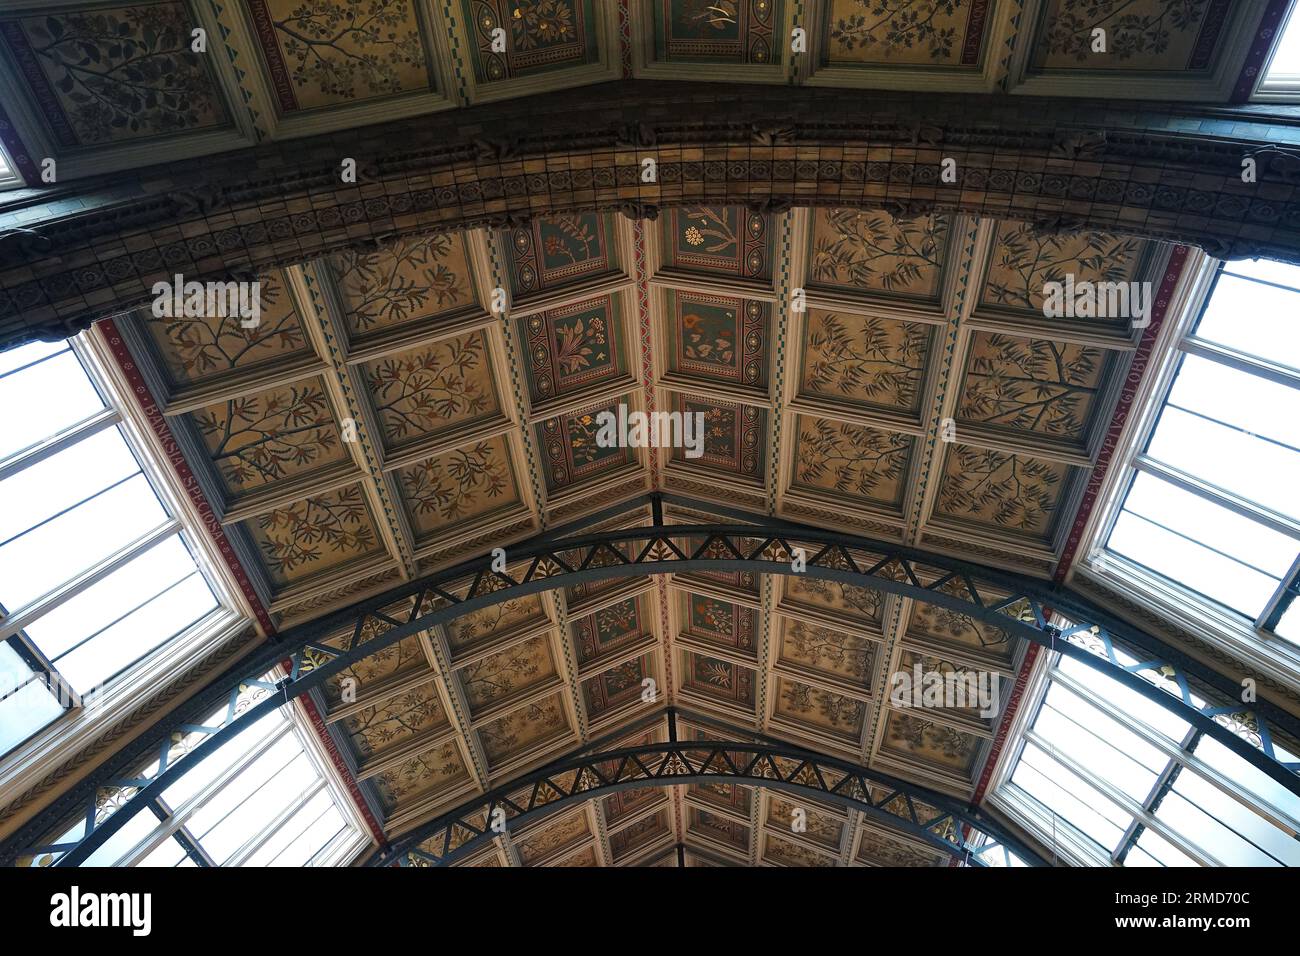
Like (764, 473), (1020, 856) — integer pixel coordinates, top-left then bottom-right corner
(0, 518), (180, 642)
(224, 781), (326, 869)
(0, 407), (119, 482)
(1181, 336), (1300, 392)
(1134, 455), (1300, 541)
(1258, 554), (1300, 631)
(1024, 728), (1221, 866)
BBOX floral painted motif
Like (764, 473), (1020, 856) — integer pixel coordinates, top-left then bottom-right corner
(251, 483), (382, 583)
(809, 209), (948, 300)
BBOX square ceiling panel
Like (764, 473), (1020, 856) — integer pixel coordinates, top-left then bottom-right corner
(0, 0), (231, 148)
(572, 593), (654, 668)
(241, 0), (436, 112)
(689, 780), (753, 816)
(679, 649), (757, 717)
(1026, 0), (1236, 74)
(475, 689), (574, 774)
(391, 432), (525, 551)
(514, 807), (591, 865)
(675, 590), (758, 661)
(928, 442), (1080, 549)
(581, 652), (657, 724)
(518, 292), (635, 413)
(854, 824), (946, 867)
(775, 616), (879, 691)
(805, 209), (953, 311)
(660, 288), (770, 400)
(665, 392), (767, 486)
(778, 576), (885, 632)
(770, 674), (868, 749)
(608, 807), (672, 861)
(603, 784), (666, 827)
(975, 223), (1156, 340)
(241, 481), (389, 591)
(648, 0), (784, 66)
(456, 632), (561, 721)
(818, 0), (997, 71)
(536, 395), (640, 495)
(186, 374), (354, 509)
(656, 206), (775, 291)
(501, 212), (625, 305)
(445, 589), (551, 662)
(763, 832), (837, 867)
(135, 269), (316, 399)
(687, 806), (750, 855)
(878, 710), (985, 781)
(370, 738), (473, 816)
(954, 330), (1121, 458)
(460, 0), (603, 83)
(338, 679), (451, 769)
(902, 582), (1019, 672)
(786, 414), (916, 519)
(793, 307), (934, 427)
(358, 327), (506, 463)
(765, 794), (844, 854)
(327, 234), (483, 351)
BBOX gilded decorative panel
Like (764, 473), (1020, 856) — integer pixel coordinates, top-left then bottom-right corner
(765, 796), (843, 852)
(680, 592), (756, 656)
(659, 206), (774, 284)
(790, 415), (914, 514)
(502, 212), (620, 298)
(572, 595), (648, 666)
(519, 293), (630, 405)
(244, 0), (433, 112)
(360, 330), (502, 454)
(536, 398), (637, 493)
(0, 1), (228, 147)
(462, 0), (601, 83)
(807, 209), (950, 304)
(668, 393), (766, 481)
(650, 0), (782, 64)
(329, 234), (480, 342)
(664, 288), (769, 393)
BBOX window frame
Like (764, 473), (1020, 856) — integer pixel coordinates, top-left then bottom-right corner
(0, 329), (255, 801)
(1070, 250), (1300, 693)
(1253, 0), (1300, 102)
(989, 650), (1300, 868)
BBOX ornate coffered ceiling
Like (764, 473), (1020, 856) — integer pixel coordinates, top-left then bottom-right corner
(94, 196), (1173, 863)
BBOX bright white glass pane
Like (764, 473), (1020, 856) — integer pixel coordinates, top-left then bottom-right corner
(1167, 355), (1300, 450)
(177, 856), (197, 867)
(0, 351), (104, 461)
(200, 754), (316, 864)
(0, 340), (65, 377)
(56, 573), (216, 692)
(1056, 656), (1191, 740)
(1134, 828), (1197, 867)
(280, 807), (347, 867)
(82, 809), (158, 867)
(1194, 736), (1300, 826)
(1196, 275), (1300, 371)
(1173, 771), (1300, 866)
(1154, 792), (1279, 866)
(185, 733), (300, 840)
(1146, 407), (1300, 521)
(1222, 258), (1300, 291)
(242, 790), (333, 867)
(1109, 511), (1280, 617)
(1034, 703), (1159, 801)
(1277, 601), (1300, 643)
(0, 474), (167, 610)
(1122, 472), (1296, 579)
(0, 426), (139, 544)
(1265, 11), (1300, 81)
(24, 535), (196, 662)
(0, 670), (64, 755)
(160, 709), (285, 810)
(1013, 748), (1128, 851)
(137, 835), (187, 868)
(1040, 683), (1168, 773)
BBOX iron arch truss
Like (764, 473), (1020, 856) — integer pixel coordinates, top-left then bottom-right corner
(5, 494), (1299, 868)
(369, 716), (1042, 867)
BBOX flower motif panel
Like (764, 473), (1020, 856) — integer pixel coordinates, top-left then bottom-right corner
(463, 0), (600, 83)
(660, 206), (773, 283)
(651, 0), (782, 64)
(246, 482), (386, 587)
(392, 434), (521, 544)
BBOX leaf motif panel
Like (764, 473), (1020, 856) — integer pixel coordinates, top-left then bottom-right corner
(537, 399), (636, 493)
(341, 681), (450, 762)
(141, 270), (310, 389)
(503, 212), (617, 297)
(393, 434), (521, 541)
(687, 807), (750, 851)
(773, 675), (866, 742)
(765, 796), (843, 851)
(957, 331), (1109, 446)
(1, 2), (227, 146)
(682, 593), (756, 653)
(781, 575), (885, 628)
(247, 482), (386, 586)
(572, 595), (646, 665)
(1030, 0), (1232, 72)
(823, 0), (994, 68)
(520, 294), (628, 404)
(855, 827), (946, 866)
(447, 593), (549, 657)
(808, 209), (950, 302)
(881, 711), (983, 774)
(681, 650), (756, 710)
(246, 0), (432, 111)
(192, 376), (348, 494)
(360, 330), (501, 453)
(581, 653), (652, 719)
(932, 443), (1074, 542)
(764, 834), (837, 867)
(668, 289), (769, 391)
(476, 690), (571, 767)
(372, 740), (471, 812)
(777, 618), (877, 685)
(457, 633), (557, 716)
(798, 308), (931, 417)
(330, 234), (479, 340)
(791, 416), (914, 514)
